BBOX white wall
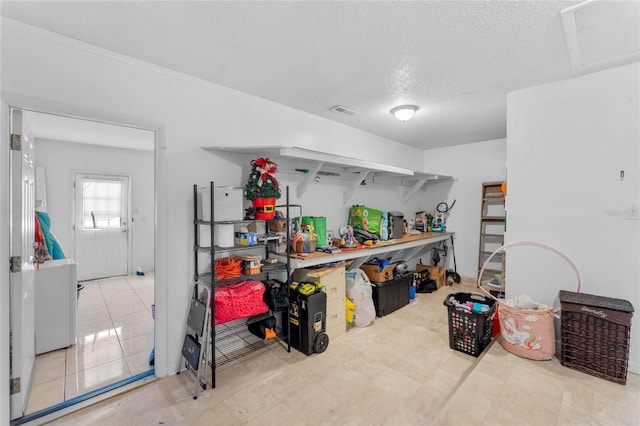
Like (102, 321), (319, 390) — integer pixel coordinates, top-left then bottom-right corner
(0, 17), (431, 394)
(422, 139), (507, 277)
(277, 176), (423, 236)
(506, 62), (639, 373)
(35, 139), (155, 273)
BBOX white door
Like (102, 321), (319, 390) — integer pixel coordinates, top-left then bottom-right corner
(74, 174), (129, 281)
(9, 109), (36, 420)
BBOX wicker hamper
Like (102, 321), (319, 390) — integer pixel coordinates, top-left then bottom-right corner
(559, 290), (634, 384)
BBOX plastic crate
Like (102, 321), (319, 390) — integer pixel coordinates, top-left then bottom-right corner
(371, 273), (412, 317)
(444, 292), (496, 357)
(559, 290), (634, 384)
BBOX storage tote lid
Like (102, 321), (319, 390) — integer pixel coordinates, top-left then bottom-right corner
(559, 290), (634, 313)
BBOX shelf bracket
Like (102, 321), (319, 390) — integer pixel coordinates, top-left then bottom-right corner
(397, 245), (428, 262)
(402, 177), (429, 204)
(347, 256), (370, 270)
(343, 170), (370, 204)
(297, 161), (324, 198)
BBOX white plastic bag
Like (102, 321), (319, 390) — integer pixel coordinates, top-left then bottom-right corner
(346, 269), (376, 327)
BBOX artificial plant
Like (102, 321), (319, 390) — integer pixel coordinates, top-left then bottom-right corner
(244, 157), (281, 201)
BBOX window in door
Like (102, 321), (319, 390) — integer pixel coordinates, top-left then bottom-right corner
(82, 178), (124, 230)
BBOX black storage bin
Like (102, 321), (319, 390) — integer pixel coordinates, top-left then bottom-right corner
(371, 273), (412, 317)
(288, 288), (329, 355)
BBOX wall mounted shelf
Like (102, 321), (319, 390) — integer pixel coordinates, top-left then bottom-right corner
(202, 145), (451, 204)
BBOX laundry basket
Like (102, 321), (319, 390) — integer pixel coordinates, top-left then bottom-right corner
(478, 241), (581, 361)
(559, 291), (634, 384)
(443, 292), (496, 357)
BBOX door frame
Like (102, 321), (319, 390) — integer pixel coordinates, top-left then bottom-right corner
(0, 95), (167, 425)
(1, 101), (9, 426)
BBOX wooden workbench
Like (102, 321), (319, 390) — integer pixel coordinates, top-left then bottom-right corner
(274, 232), (454, 270)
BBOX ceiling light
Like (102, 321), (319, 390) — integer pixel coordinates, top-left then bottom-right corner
(390, 105), (418, 122)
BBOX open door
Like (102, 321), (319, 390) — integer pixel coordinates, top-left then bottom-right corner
(9, 108), (36, 420)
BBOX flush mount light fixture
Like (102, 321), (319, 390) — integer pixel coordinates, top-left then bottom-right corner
(390, 105), (419, 122)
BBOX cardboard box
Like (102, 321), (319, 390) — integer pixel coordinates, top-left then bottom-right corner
(360, 263), (396, 282)
(239, 255), (261, 275)
(416, 264), (446, 289)
(235, 231), (258, 246)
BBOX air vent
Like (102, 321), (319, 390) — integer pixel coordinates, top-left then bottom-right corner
(317, 171), (341, 177)
(330, 105), (358, 116)
(562, 1), (640, 72)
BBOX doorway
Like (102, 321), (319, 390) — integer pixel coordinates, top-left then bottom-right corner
(8, 108), (156, 422)
(74, 173), (130, 281)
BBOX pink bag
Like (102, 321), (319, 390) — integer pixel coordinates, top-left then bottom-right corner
(479, 241), (581, 361)
(214, 280), (269, 325)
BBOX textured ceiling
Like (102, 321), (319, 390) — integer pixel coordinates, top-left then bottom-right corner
(2, 1), (638, 150)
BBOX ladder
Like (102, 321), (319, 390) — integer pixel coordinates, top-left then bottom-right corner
(178, 283), (211, 399)
(477, 181), (506, 297)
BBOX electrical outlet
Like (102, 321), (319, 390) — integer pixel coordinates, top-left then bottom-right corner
(629, 203), (640, 219)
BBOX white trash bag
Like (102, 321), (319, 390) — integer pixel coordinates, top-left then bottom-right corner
(346, 269), (376, 327)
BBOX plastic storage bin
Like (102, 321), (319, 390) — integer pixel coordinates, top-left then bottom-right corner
(371, 273), (411, 317)
(444, 292), (496, 357)
(559, 290), (634, 384)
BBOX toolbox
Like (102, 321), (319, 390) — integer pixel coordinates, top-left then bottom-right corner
(288, 286), (329, 355)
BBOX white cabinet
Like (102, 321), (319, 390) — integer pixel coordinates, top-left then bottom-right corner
(35, 259), (77, 354)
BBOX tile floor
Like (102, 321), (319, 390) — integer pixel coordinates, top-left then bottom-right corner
(46, 278), (639, 425)
(26, 273), (155, 415)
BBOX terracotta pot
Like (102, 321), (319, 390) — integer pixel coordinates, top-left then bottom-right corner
(252, 197), (276, 220)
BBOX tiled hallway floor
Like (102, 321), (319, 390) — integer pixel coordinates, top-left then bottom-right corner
(26, 273), (155, 415)
(46, 278), (639, 425)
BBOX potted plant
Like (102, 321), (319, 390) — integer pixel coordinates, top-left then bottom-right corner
(244, 157), (281, 219)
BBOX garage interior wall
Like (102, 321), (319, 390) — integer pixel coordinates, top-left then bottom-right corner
(422, 138), (507, 278)
(0, 18), (429, 386)
(35, 139), (155, 273)
(506, 62), (639, 374)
